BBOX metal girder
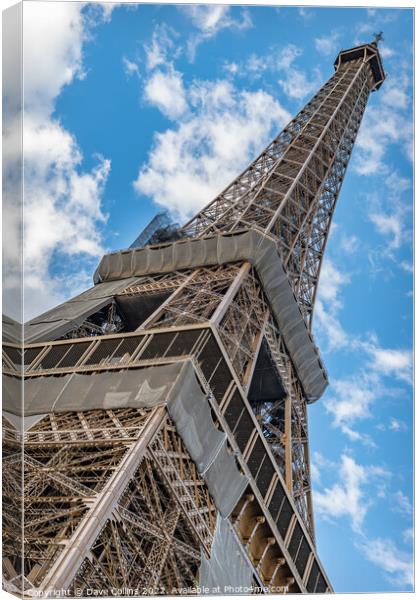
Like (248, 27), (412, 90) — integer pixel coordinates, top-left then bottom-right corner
(180, 61), (361, 239)
(181, 57), (376, 323)
(3, 409), (217, 595)
(55, 263), (315, 535)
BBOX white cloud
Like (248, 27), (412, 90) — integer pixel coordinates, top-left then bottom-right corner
(276, 44), (302, 70)
(2, 2), (112, 320)
(313, 259), (350, 351)
(315, 32), (340, 57)
(380, 44), (395, 59)
(245, 53), (268, 76)
(22, 2), (86, 116)
(354, 72), (412, 175)
(354, 11), (398, 46)
(314, 451), (412, 588)
(279, 67), (321, 100)
(389, 418), (407, 432)
(181, 5), (252, 61)
(322, 337), (411, 440)
(310, 461), (321, 485)
(400, 260), (413, 273)
(144, 23), (180, 70)
(382, 85), (409, 110)
(323, 373), (379, 444)
(186, 5), (252, 34)
(298, 7), (313, 21)
(223, 61), (239, 75)
(357, 537), (413, 588)
(122, 56), (139, 78)
(219, 43), (320, 101)
(393, 491), (412, 516)
(315, 300), (348, 351)
(144, 68), (188, 119)
(23, 116), (111, 319)
(366, 346), (412, 384)
(402, 528), (413, 545)
(134, 80), (290, 219)
(95, 3), (118, 23)
(366, 171), (411, 262)
(311, 451), (335, 485)
(313, 454), (385, 532)
(369, 213), (402, 249)
(313, 252), (411, 441)
(385, 170), (411, 196)
(317, 258), (349, 310)
(355, 107), (405, 175)
(183, 5), (231, 31)
(340, 233), (359, 254)
(315, 322), (412, 441)
(274, 44), (321, 100)
(232, 45), (302, 78)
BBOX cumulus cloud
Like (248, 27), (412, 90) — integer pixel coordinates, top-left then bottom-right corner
(323, 373), (380, 445)
(379, 44), (395, 60)
(317, 258), (350, 310)
(369, 213), (402, 249)
(355, 106), (410, 175)
(389, 418), (407, 432)
(23, 114), (110, 306)
(22, 3), (86, 116)
(279, 67), (322, 100)
(134, 79), (290, 219)
(276, 44), (302, 70)
(382, 85), (409, 110)
(314, 453), (412, 588)
(298, 7), (314, 21)
(354, 69), (412, 175)
(231, 44), (303, 78)
(315, 301), (348, 351)
(319, 336), (412, 443)
(311, 451), (335, 485)
(180, 5), (253, 61)
(393, 491), (412, 516)
(314, 31), (341, 57)
(122, 56), (139, 78)
(144, 68), (188, 119)
(313, 258), (350, 350)
(402, 528), (413, 545)
(144, 22), (180, 70)
(219, 43), (321, 101)
(340, 232), (359, 254)
(366, 171), (411, 261)
(320, 328), (412, 441)
(365, 345), (412, 384)
(313, 454), (387, 532)
(312, 249), (411, 442)
(2, 2), (113, 320)
(357, 537), (413, 588)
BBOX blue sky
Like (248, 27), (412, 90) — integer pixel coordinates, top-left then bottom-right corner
(10, 1), (413, 593)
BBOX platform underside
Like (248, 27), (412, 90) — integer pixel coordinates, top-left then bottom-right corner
(3, 329), (331, 596)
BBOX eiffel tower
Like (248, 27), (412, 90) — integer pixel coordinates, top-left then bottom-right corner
(3, 39), (385, 596)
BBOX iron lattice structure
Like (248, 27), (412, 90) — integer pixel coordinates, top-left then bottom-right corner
(3, 41), (384, 597)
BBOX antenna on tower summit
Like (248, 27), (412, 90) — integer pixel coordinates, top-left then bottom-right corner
(373, 31), (384, 45)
